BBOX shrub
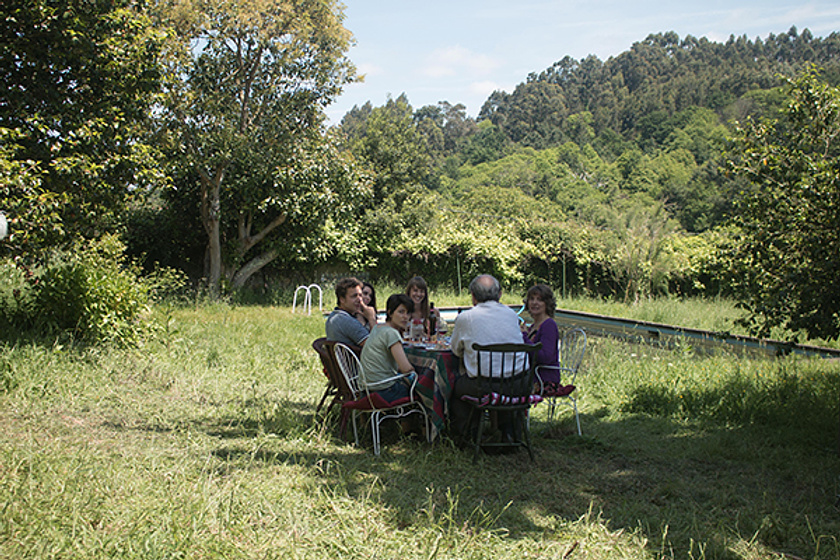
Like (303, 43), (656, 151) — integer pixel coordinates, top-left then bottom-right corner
(0, 258), (32, 331)
(27, 235), (153, 346)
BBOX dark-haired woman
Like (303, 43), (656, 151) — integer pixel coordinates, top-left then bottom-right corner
(360, 294), (417, 402)
(405, 276), (440, 338)
(521, 284), (561, 389)
(356, 281), (378, 329)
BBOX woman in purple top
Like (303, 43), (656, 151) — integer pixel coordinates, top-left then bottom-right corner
(521, 284), (561, 387)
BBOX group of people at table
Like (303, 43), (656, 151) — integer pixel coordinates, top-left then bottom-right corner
(324, 274), (563, 443)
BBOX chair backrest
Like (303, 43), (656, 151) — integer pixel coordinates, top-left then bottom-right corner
(333, 342), (364, 400)
(472, 342), (541, 398)
(312, 337), (334, 378)
(320, 340), (355, 398)
(559, 328), (587, 379)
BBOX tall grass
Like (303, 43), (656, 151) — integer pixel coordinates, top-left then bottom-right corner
(1, 302), (838, 559)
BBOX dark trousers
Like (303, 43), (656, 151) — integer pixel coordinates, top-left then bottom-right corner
(449, 375), (514, 440)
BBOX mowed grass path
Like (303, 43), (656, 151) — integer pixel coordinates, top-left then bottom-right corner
(1, 304), (838, 559)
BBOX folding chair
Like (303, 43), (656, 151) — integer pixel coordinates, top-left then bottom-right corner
(312, 337), (341, 418)
(312, 339), (358, 438)
(535, 327), (587, 435)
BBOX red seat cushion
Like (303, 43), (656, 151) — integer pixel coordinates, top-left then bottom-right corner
(343, 394), (413, 410)
(543, 384), (576, 397)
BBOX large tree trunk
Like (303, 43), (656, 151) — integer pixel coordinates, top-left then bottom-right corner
(231, 249), (279, 288)
(229, 211), (288, 289)
(200, 166), (225, 298)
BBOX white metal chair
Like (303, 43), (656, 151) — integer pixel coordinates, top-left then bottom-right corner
(535, 327), (587, 435)
(333, 342), (430, 455)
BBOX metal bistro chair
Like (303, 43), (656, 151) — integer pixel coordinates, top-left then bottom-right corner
(312, 339), (356, 415)
(312, 337), (340, 417)
(461, 342), (542, 462)
(535, 327), (587, 435)
(333, 342), (431, 455)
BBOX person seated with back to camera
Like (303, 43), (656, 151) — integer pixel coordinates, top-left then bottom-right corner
(521, 284), (561, 393)
(325, 277), (377, 348)
(449, 274), (526, 443)
(359, 293), (418, 403)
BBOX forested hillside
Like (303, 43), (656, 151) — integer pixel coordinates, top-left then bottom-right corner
(484, 28), (840, 148)
(3, 3), (839, 342)
(331, 27), (840, 309)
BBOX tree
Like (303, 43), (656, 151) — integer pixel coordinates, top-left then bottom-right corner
(606, 202), (679, 303)
(0, 0), (165, 254)
(341, 94), (431, 204)
(727, 68), (840, 340)
(462, 121), (509, 165)
(159, 0), (361, 293)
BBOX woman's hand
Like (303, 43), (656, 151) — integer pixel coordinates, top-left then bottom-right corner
(359, 300), (377, 329)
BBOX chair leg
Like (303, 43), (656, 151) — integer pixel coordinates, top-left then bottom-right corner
(572, 399), (581, 436)
(422, 409), (433, 443)
(339, 409), (348, 438)
(473, 410), (488, 464)
(326, 396), (341, 420)
(371, 411), (381, 455)
(521, 410), (535, 461)
(351, 411), (360, 447)
(315, 383), (331, 417)
(547, 397), (556, 421)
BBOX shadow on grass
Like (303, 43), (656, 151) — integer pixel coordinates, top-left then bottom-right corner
(112, 381), (840, 560)
(196, 398), (318, 439)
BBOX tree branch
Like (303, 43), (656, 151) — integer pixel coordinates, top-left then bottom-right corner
(231, 249), (279, 288)
(239, 212), (287, 255)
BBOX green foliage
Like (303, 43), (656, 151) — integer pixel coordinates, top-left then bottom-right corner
(461, 120), (510, 165)
(12, 235), (154, 346)
(318, 31), (840, 308)
(340, 94), (431, 204)
(158, 0), (360, 293)
(604, 203), (681, 302)
(0, 129), (62, 261)
(0, 258), (31, 334)
(727, 68), (840, 340)
(0, 0), (167, 249)
(518, 29), (840, 146)
(414, 100), (479, 166)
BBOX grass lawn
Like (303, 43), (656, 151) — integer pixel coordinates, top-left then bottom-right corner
(1, 302), (838, 559)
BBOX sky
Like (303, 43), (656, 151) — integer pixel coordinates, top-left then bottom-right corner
(325, 0), (840, 124)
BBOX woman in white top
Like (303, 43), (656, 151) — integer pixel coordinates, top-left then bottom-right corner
(405, 276), (441, 338)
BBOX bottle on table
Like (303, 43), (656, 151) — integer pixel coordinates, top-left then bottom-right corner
(429, 301), (437, 340)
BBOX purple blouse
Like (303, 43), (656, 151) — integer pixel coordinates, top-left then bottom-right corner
(523, 318), (560, 383)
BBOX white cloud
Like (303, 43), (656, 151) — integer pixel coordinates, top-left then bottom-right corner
(421, 45), (499, 79)
(356, 62), (384, 79)
(469, 80), (503, 97)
